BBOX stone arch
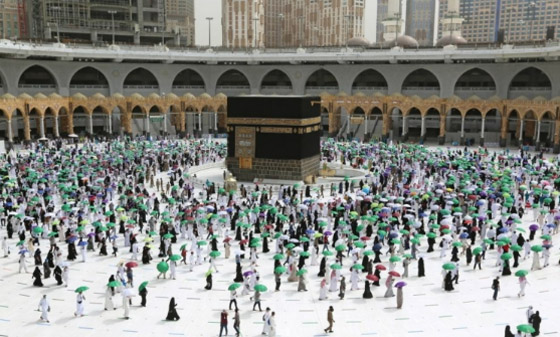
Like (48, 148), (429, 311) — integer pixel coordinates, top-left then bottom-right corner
(216, 69), (250, 95)
(401, 69), (440, 98)
(538, 110), (555, 145)
(18, 65), (58, 91)
(44, 107), (57, 137)
(172, 69), (206, 92)
(69, 66), (110, 95)
(260, 69), (293, 94)
(508, 67), (552, 99)
(305, 69), (339, 95)
(123, 68), (160, 91)
(453, 68), (496, 99)
(12, 108), (25, 140)
(351, 69), (388, 95)
(72, 106), (90, 135)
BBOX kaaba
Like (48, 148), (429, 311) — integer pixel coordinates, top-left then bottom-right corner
(226, 96), (321, 182)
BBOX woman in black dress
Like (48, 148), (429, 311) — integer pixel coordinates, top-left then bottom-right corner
(32, 267), (43, 287)
(54, 265), (63, 285)
(417, 257), (425, 277)
(67, 242), (77, 261)
(166, 297), (180, 321)
(34, 248), (42, 266)
(444, 271), (454, 291)
(362, 281), (373, 299)
(142, 246), (151, 264)
(205, 272), (213, 290)
(317, 257), (326, 277)
(43, 259), (51, 279)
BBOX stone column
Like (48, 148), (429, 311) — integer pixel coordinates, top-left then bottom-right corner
(438, 112), (446, 145)
(460, 116), (465, 145)
(382, 111), (391, 141)
(499, 111), (508, 147)
(420, 116), (426, 142)
(214, 112), (218, 132)
(553, 120), (560, 154)
(364, 115), (368, 140)
(40, 116), (45, 138)
(54, 116), (60, 138)
(480, 117), (485, 146)
(23, 114), (31, 142)
(164, 113), (168, 134)
(7, 118), (13, 142)
(88, 114), (93, 135)
(519, 119), (524, 143)
(145, 113), (150, 135)
(535, 120), (541, 150)
(108, 114), (113, 134)
(198, 113), (202, 136)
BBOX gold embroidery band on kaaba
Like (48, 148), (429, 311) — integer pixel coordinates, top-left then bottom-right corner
(227, 117), (321, 127)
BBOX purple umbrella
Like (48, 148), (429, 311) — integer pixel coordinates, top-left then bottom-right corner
(67, 236), (78, 243)
(324, 231), (332, 236)
(77, 241), (87, 247)
(529, 224), (539, 231)
(243, 271), (254, 277)
(499, 227), (509, 233)
(459, 233), (469, 239)
(394, 281), (407, 288)
(87, 232), (96, 237)
(546, 223), (556, 228)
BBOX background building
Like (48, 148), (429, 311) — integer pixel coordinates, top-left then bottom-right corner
(263, 0), (366, 48)
(25, 0), (195, 46)
(438, 0), (558, 43)
(405, 0), (438, 46)
(222, 0), (264, 48)
(0, 0), (24, 40)
(377, 0), (438, 47)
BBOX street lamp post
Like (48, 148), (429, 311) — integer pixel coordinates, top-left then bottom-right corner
(253, 17), (259, 48)
(277, 14), (284, 47)
(108, 10), (117, 45)
(298, 16), (304, 47)
(529, 1), (536, 40)
(206, 17), (213, 47)
(51, 6), (61, 43)
(344, 15), (351, 48)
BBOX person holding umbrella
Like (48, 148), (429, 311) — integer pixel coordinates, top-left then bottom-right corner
(139, 281), (148, 307)
(205, 269), (213, 290)
(74, 288), (87, 317)
(517, 271), (529, 297)
(229, 284), (239, 310)
(395, 281), (406, 309)
(324, 306), (335, 333)
(157, 259), (169, 279)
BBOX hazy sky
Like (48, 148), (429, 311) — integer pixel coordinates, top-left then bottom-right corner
(194, 0), (378, 47)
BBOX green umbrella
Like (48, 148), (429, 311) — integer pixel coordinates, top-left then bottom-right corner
(442, 263), (456, 270)
(335, 244), (346, 252)
(531, 245), (543, 252)
(390, 238), (401, 245)
(389, 256), (401, 263)
(300, 251), (310, 257)
(515, 270), (529, 277)
(510, 244), (522, 252)
(273, 254), (285, 260)
(452, 241), (462, 247)
(32, 227), (44, 234)
(157, 261), (169, 273)
(197, 240), (208, 246)
(501, 253), (513, 260)
(148, 231), (158, 236)
(354, 242), (365, 248)
(427, 232), (437, 239)
(363, 250), (374, 256)
(275, 266), (287, 274)
(169, 254), (181, 261)
(47, 232), (58, 237)
(322, 251), (334, 257)
(472, 247), (483, 255)
(107, 281), (121, 287)
(228, 283), (241, 291)
(330, 263), (342, 270)
(75, 286), (89, 293)
(254, 284), (268, 292)
(352, 264), (364, 270)
(285, 243), (295, 250)
(209, 251), (221, 258)
(516, 324), (535, 334)
(541, 234), (551, 241)
(138, 281), (149, 292)
(296, 269), (308, 276)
